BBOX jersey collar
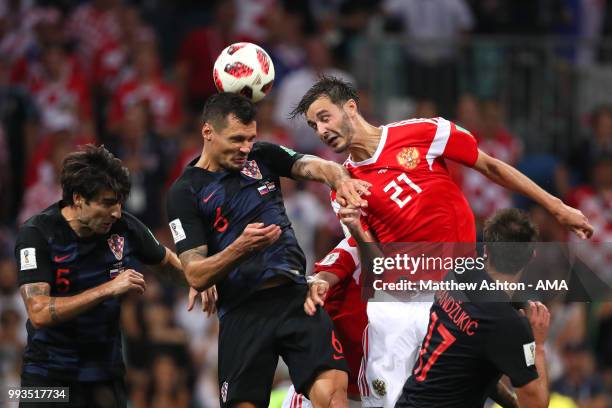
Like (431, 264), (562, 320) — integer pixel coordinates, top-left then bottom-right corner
(345, 126), (388, 168)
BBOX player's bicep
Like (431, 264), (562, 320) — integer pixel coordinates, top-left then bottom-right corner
(439, 120), (479, 167)
(166, 183), (210, 254)
(252, 142), (304, 178)
(486, 317), (538, 387)
(15, 227), (53, 286)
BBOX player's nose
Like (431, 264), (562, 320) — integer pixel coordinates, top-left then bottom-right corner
(316, 122), (327, 137)
(110, 204), (122, 219)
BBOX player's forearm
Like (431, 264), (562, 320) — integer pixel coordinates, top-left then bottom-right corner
(490, 381), (518, 408)
(27, 286), (113, 329)
(476, 155), (562, 214)
(149, 248), (189, 287)
(517, 347), (549, 408)
(312, 271), (342, 289)
(183, 244), (248, 291)
(291, 155), (350, 189)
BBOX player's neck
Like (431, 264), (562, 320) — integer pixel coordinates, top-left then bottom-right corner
(487, 264), (523, 298)
(195, 151), (221, 172)
(349, 120), (382, 162)
(61, 206), (95, 238)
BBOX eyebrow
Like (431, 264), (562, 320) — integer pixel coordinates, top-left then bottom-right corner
(315, 110), (330, 118)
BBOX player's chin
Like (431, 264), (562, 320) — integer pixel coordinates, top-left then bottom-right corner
(332, 141), (349, 153)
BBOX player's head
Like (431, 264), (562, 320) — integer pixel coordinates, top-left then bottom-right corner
(290, 76), (360, 153)
(201, 92), (257, 172)
(483, 208), (539, 276)
(61, 145), (130, 234)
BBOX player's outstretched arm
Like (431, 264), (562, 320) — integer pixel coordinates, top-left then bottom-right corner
(516, 301), (550, 408)
(179, 223), (281, 291)
(20, 270), (146, 328)
(291, 155), (371, 208)
(147, 246), (189, 286)
(473, 150), (593, 239)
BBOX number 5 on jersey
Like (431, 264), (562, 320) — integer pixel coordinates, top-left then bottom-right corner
(384, 173), (422, 208)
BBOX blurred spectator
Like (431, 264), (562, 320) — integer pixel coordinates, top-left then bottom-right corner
(147, 354), (190, 408)
(65, 0), (121, 79)
(24, 112), (94, 189)
(462, 100), (522, 223)
(12, 42), (93, 137)
(0, 5), (63, 65)
(109, 103), (167, 229)
(175, 0), (238, 115)
(552, 341), (609, 408)
(92, 5), (156, 95)
(280, 178), (327, 272)
(256, 96), (293, 146)
(164, 118), (201, 191)
(0, 55), (38, 225)
(234, 0), (277, 42)
(593, 302), (612, 391)
(568, 105), (612, 184)
(273, 36), (354, 152)
(110, 42), (182, 138)
(382, 0), (474, 117)
(265, 6), (308, 86)
(18, 137), (71, 225)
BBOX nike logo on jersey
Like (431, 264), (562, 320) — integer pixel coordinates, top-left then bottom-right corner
(53, 254), (71, 263)
(203, 188), (220, 203)
(333, 354), (344, 360)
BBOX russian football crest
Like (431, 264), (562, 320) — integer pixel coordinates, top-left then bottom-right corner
(241, 160), (262, 179)
(397, 147), (420, 170)
(372, 378), (387, 396)
(107, 234), (125, 261)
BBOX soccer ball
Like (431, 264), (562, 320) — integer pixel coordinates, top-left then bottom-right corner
(213, 42), (275, 103)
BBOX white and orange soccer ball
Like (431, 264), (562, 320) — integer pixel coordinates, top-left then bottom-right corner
(213, 42), (275, 103)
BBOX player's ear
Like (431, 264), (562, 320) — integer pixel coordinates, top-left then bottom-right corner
(73, 193), (83, 207)
(202, 123), (213, 142)
(344, 99), (358, 117)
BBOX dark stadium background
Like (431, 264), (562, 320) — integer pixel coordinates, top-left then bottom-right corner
(0, 0), (610, 407)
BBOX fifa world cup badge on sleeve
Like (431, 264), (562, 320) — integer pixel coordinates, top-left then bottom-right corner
(523, 342), (536, 366)
(20, 248), (37, 270)
(169, 219), (187, 243)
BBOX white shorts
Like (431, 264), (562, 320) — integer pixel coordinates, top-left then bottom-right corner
(281, 385), (361, 408)
(359, 301), (432, 407)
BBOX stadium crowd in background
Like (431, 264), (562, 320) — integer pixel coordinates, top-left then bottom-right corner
(0, 0), (611, 407)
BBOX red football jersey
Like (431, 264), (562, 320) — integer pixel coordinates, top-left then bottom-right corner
(314, 237), (367, 396)
(344, 117), (478, 243)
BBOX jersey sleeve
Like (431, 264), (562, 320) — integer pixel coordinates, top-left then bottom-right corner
(251, 141), (304, 178)
(14, 226), (53, 286)
(485, 315), (539, 387)
(125, 213), (166, 265)
(429, 118), (479, 167)
(166, 180), (210, 255)
(314, 237), (358, 281)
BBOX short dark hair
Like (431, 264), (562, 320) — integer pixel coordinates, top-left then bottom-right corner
(483, 208), (539, 275)
(201, 92), (257, 131)
(61, 145), (131, 205)
(289, 76), (359, 119)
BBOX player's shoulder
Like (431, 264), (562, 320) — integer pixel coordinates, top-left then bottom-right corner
(250, 141), (300, 160)
(385, 117), (443, 131)
(167, 164), (214, 199)
(19, 202), (64, 237)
